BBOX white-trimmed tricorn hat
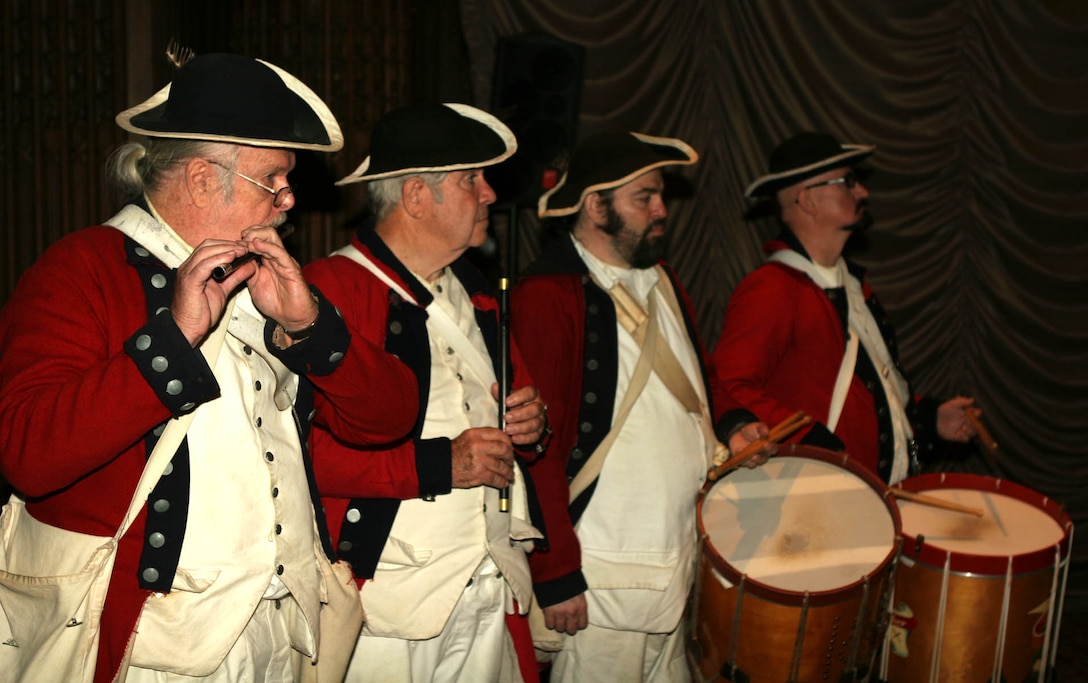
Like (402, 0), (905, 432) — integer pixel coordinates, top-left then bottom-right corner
(335, 103), (517, 185)
(744, 132), (874, 198)
(116, 53), (343, 152)
(538, 132), (698, 218)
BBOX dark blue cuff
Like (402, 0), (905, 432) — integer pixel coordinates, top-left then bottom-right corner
(266, 286), (350, 377)
(416, 437), (453, 499)
(125, 310), (219, 416)
(535, 569), (589, 608)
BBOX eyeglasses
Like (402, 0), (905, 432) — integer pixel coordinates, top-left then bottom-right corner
(803, 171), (857, 191)
(207, 159), (294, 208)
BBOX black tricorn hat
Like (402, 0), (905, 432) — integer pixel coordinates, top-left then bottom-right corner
(115, 53), (343, 152)
(744, 132), (874, 198)
(539, 132), (698, 217)
(335, 103), (517, 185)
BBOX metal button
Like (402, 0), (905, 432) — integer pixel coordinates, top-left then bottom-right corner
(153, 499), (170, 513)
(584, 392), (597, 404)
(151, 274), (167, 289)
(148, 532), (165, 548)
(588, 304), (599, 315)
(179, 402), (195, 412)
(153, 424), (166, 437)
(580, 422), (593, 433)
(135, 246), (150, 257)
(135, 334), (152, 351)
(586, 359), (599, 371)
(151, 356), (169, 373)
(142, 567), (160, 583)
(163, 462), (174, 476)
(390, 321), (403, 334)
(308, 409), (317, 421)
(329, 352), (344, 363)
(588, 332), (599, 343)
(571, 448), (584, 460)
(346, 508), (362, 523)
(338, 541), (353, 552)
(165, 379), (183, 395)
(155, 306), (169, 316)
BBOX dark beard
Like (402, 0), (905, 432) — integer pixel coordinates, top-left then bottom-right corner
(604, 205), (665, 269)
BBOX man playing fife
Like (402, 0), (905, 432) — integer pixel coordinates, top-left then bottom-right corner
(304, 103), (549, 682)
(713, 131), (975, 484)
(0, 53), (418, 683)
(511, 131), (774, 682)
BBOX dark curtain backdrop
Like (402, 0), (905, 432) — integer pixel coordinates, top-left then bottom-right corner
(461, 0), (1088, 605)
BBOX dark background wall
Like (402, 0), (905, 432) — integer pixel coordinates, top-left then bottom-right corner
(1, 0), (1086, 663)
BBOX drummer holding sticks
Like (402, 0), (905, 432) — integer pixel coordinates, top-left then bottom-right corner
(712, 132), (977, 484)
(511, 132), (776, 682)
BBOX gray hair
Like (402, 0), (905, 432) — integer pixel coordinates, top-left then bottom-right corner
(107, 139), (239, 201)
(367, 171), (448, 222)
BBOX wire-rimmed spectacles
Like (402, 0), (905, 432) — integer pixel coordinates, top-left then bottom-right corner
(803, 171), (857, 191)
(207, 159), (294, 208)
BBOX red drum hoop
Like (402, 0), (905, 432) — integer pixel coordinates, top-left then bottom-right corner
(697, 445), (901, 606)
(892, 472), (1072, 576)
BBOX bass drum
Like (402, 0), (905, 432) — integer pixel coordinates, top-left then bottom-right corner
(690, 445), (901, 683)
(882, 473), (1073, 683)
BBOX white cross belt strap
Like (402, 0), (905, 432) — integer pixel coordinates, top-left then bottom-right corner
(332, 244), (497, 388)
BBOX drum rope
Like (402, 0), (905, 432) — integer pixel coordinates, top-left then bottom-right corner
(1040, 541), (1065, 681)
(845, 575), (870, 677)
(724, 576), (746, 679)
(992, 556), (1013, 681)
(787, 593), (810, 682)
(1049, 524), (1073, 673)
(930, 551), (951, 683)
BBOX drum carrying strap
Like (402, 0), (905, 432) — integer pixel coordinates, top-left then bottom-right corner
(608, 270), (728, 466)
(568, 270), (726, 503)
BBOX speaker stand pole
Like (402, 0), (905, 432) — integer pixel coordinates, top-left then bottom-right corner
(505, 203), (519, 286)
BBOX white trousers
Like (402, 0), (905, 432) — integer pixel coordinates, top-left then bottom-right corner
(549, 621), (690, 683)
(126, 598), (295, 682)
(345, 557), (523, 683)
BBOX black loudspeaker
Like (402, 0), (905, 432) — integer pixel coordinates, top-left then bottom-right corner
(490, 33), (585, 207)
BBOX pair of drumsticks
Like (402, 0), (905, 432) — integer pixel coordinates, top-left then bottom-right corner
(708, 408), (992, 517)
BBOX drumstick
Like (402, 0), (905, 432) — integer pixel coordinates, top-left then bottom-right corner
(965, 406), (1000, 463)
(707, 411), (811, 481)
(889, 488), (984, 517)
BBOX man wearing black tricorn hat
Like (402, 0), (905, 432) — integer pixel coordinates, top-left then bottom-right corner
(0, 53), (419, 682)
(303, 103), (549, 682)
(509, 132), (775, 682)
(712, 131), (976, 485)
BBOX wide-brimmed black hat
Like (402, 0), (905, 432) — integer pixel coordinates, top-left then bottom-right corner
(539, 132), (698, 218)
(116, 53), (343, 152)
(335, 103), (516, 185)
(744, 132), (874, 198)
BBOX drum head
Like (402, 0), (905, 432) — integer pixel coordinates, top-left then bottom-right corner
(702, 454), (896, 593)
(895, 474), (1071, 574)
